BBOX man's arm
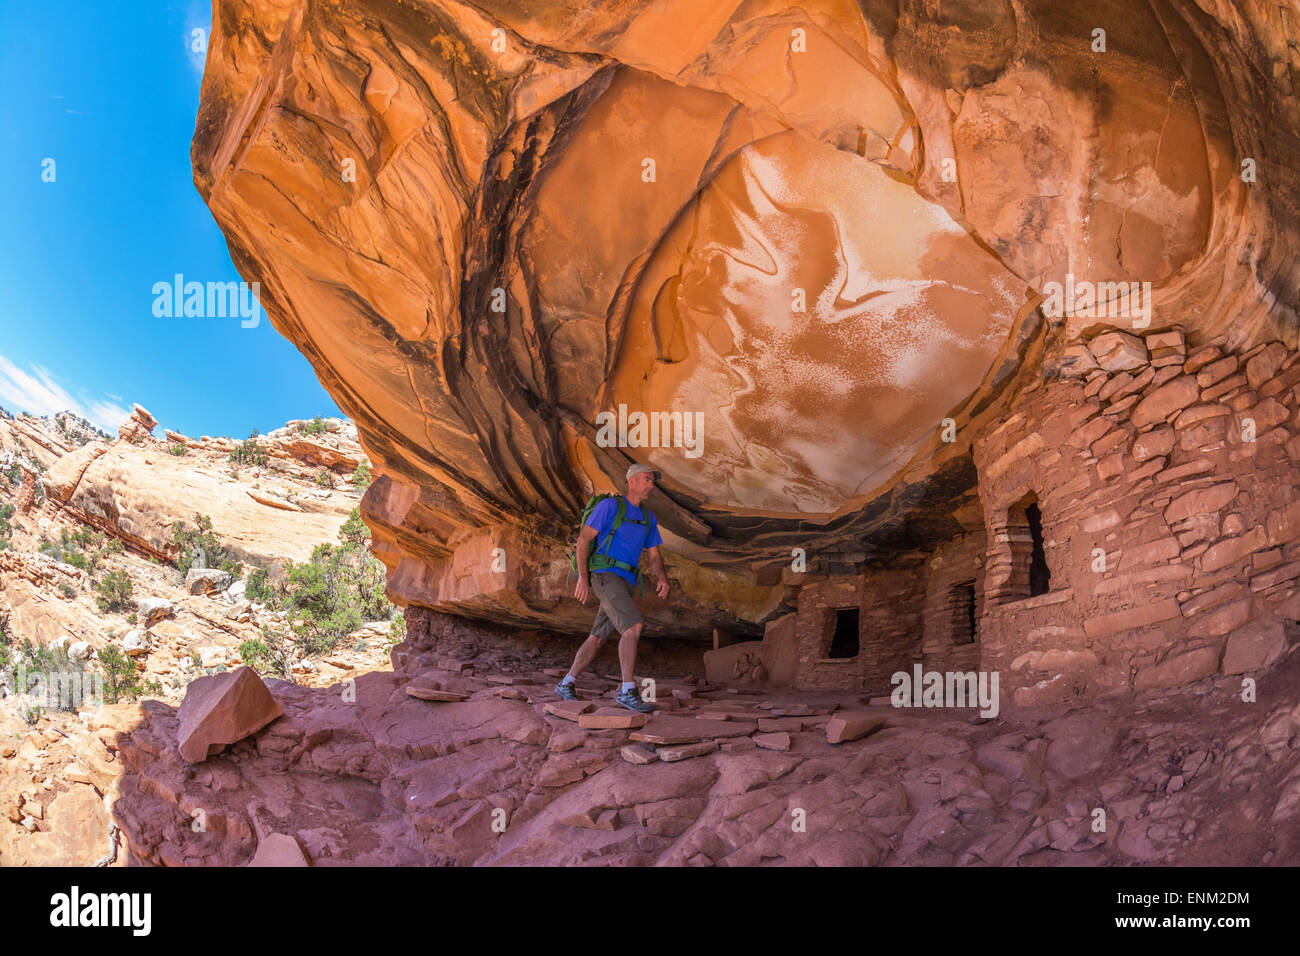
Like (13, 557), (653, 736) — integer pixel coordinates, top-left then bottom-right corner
(574, 525), (598, 603)
(646, 546), (669, 599)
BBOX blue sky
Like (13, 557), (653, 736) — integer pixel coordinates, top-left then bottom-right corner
(0, 0), (343, 438)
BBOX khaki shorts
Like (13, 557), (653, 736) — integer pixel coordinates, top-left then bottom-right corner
(589, 572), (642, 639)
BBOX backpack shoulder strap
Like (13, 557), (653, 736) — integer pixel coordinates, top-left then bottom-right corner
(595, 496), (626, 557)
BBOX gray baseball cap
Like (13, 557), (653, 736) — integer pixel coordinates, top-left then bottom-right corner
(626, 463), (661, 481)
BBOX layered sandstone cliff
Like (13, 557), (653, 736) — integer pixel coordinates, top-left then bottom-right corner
(190, 0), (1300, 640)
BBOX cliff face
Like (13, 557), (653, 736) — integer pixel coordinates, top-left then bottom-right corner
(191, 0), (1300, 634)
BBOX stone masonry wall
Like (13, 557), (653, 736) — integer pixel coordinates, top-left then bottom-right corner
(972, 327), (1300, 709)
(791, 567), (926, 693)
(919, 529), (988, 675)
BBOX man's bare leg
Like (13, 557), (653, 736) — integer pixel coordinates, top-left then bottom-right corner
(618, 622), (643, 685)
(565, 634), (605, 682)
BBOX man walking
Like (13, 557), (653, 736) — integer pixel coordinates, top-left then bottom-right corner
(555, 464), (670, 712)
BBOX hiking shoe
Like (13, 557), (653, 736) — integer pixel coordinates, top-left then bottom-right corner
(616, 686), (654, 713)
(554, 681), (579, 701)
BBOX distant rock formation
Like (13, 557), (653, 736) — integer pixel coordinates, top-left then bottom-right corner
(117, 405), (157, 445)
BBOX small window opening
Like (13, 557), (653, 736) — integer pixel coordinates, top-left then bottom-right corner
(1027, 502), (1050, 597)
(952, 580), (977, 645)
(828, 608), (859, 658)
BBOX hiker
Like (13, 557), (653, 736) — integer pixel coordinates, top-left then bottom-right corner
(554, 464), (670, 713)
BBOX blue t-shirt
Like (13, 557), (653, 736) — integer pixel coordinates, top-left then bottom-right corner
(585, 497), (661, 586)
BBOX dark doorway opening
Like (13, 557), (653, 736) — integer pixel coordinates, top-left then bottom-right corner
(829, 608), (860, 658)
(1027, 502), (1051, 597)
(952, 580), (977, 645)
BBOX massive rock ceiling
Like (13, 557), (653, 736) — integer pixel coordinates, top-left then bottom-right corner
(192, 0), (1300, 626)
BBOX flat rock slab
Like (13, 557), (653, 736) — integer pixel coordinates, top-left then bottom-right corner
(629, 716), (756, 745)
(826, 712), (888, 744)
(657, 740), (720, 762)
(758, 717), (806, 732)
(621, 744), (660, 765)
(753, 732), (792, 751)
(720, 738), (757, 753)
(579, 707), (647, 729)
(772, 704), (819, 717)
(247, 833), (310, 867)
(544, 700), (596, 721)
(405, 686), (471, 702)
(559, 808), (620, 831)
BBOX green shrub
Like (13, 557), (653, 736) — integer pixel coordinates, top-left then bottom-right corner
(0, 502), (14, 538)
(303, 416), (328, 436)
(239, 639), (269, 665)
(97, 645), (144, 703)
(229, 431), (268, 468)
(314, 469), (335, 489)
(171, 514), (243, 578)
(59, 583), (76, 599)
(275, 509), (390, 656)
(244, 565), (287, 611)
(0, 609), (11, 672)
(240, 627), (294, 681)
(351, 462), (371, 490)
(169, 443), (187, 456)
(339, 508), (369, 549)
(14, 641), (89, 710)
(95, 570), (134, 613)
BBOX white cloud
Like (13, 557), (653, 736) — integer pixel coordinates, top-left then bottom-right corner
(0, 353), (131, 434)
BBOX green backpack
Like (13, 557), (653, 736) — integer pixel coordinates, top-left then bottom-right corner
(569, 494), (655, 593)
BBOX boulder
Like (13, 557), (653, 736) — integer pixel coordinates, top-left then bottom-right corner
(120, 629), (151, 656)
(66, 641), (94, 663)
(136, 597), (174, 626)
(1089, 331), (1148, 372)
(186, 568), (233, 595)
(1132, 644), (1222, 692)
(176, 667), (284, 763)
(1222, 621), (1290, 674)
(1043, 714), (1117, 779)
(224, 599), (253, 622)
